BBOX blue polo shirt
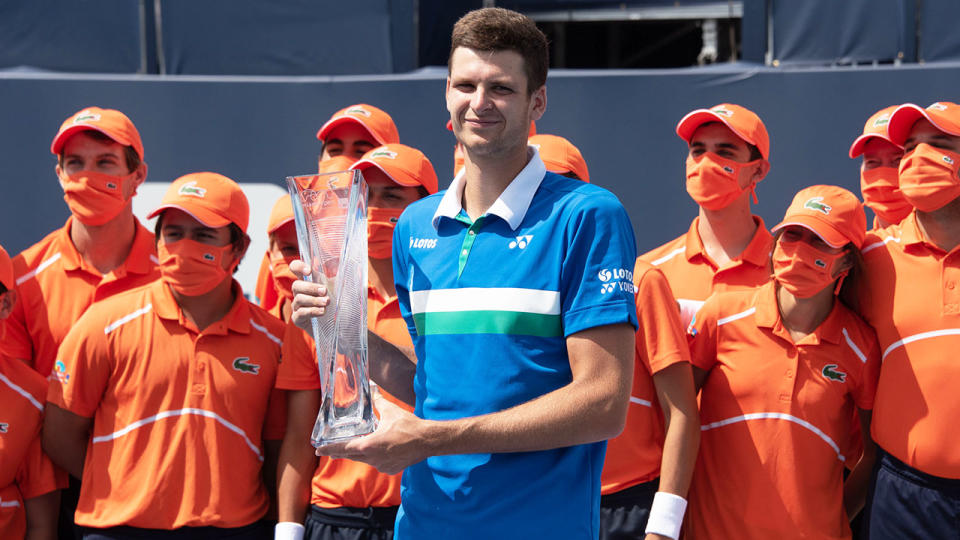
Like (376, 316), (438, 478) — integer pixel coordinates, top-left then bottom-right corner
(391, 149), (639, 539)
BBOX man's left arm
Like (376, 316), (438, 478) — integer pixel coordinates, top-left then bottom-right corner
(317, 322), (635, 474)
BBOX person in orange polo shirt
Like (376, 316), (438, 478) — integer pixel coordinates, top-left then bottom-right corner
(857, 101), (960, 538)
(528, 133), (591, 182)
(848, 106), (909, 231)
(0, 244), (65, 540)
(43, 172), (298, 539)
(686, 185), (881, 539)
(317, 104), (401, 164)
(640, 104), (773, 328)
(275, 143), (436, 540)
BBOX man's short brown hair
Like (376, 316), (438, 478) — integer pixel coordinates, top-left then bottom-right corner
(449, 7), (548, 95)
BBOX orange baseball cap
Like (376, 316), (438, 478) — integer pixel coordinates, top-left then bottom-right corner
(848, 106), (901, 158)
(887, 101), (960, 146)
(316, 104), (400, 146)
(316, 155), (358, 189)
(529, 134), (590, 183)
(267, 195), (294, 235)
(0, 244), (13, 291)
(51, 106), (144, 160)
(446, 119), (536, 136)
(772, 185), (866, 249)
(350, 144), (439, 194)
(676, 103), (770, 160)
(148, 172), (250, 233)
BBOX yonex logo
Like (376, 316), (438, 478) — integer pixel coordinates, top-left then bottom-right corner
(73, 110), (101, 124)
(803, 197), (832, 215)
(0, 423), (7, 433)
(346, 107), (371, 117)
(233, 357), (261, 375)
(872, 115), (890, 127)
(722, 166), (735, 174)
(370, 149), (397, 159)
(509, 235), (533, 249)
(944, 155), (955, 166)
(598, 267), (635, 294)
(711, 107), (734, 117)
(930, 102), (948, 111)
(601, 283), (617, 294)
(409, 237), (437, 249)
(202, 253), (215, 262)
(178, 181), (206, 198)
(821, 364), (847, 383)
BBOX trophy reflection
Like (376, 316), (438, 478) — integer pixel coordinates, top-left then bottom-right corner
(287, 169), (377, 446)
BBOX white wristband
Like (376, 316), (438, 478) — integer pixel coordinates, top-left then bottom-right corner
(275, 521), (305, 540)
(644, 491), (687, 540)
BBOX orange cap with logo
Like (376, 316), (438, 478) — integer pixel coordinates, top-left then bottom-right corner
(350, 144), (439, 194)
(887, 101), (960, 146)
(267, 195), (294, 235)
(148, 172), (250, 233)
(317, 155), (359, 190)
(772, 185), (866, 249)
(848, 105), (901, 158)
(676, 103), (770, 160)
(0, 244), (12, 291)
(51, 106), (144, 160)
(529, 134), (590, 183)
(316, 104), (400, 146)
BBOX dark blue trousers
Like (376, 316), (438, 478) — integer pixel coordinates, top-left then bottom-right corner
(82, 520), (270, 539)
(862, 448), (960, 539)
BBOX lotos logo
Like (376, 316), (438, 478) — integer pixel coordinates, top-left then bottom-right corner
(711, 107), (734, 117)
(0, 423), (7, 433)
(178, 181), (206, 198)
(509, 235), (533, 249)
(872, 114), (890, 128)
(803, 197), (832, 215)
(943, 155), (955, 166)
(233, 357), (261, 375)
(598, 269), (612, 282)
(821, 364), (847, 383)
(73, 110), (101, 124)
(345, 107), (371, 117)
(930, 102), (948, 111)
(598, 267), (635, 294)
(409, 237), (437, 249)
(370, 149), (398, 160)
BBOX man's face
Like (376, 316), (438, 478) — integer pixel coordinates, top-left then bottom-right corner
(321, 123), (378, 161)
(446, 47), (545, 159)
(57, 131), (144, 199)
(363, 166), (423, 209)
(862, 138), (903, 171)
(903, 118), (960, 154)
(689, 122), (762, 190)
(160, 209), (240, 272)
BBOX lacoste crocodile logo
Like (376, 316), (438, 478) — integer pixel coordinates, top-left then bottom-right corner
(804, 197), (832, 215)
(233, 357), (260, 375)
(821, 364), (847, 383)
(178, 181), (206, 198)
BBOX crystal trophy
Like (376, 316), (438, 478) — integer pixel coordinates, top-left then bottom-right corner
(287, 170), (377, 446)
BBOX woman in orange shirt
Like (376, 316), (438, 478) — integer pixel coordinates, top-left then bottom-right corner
(686, 185), (880, 539)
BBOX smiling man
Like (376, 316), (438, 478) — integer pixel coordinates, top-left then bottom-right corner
(291, 7), (639, 540)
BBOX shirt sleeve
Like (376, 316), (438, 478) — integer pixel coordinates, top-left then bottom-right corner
(277, 323), (321, 390)
(634, 265), (691, 375)
(46, 311), (112, 418)
(16, 431), (68, 500)
(2, 283), (34, 364)
(392, 212), (418, 339)
(687, 296), (719, 372)
(560, 191), (639, 336)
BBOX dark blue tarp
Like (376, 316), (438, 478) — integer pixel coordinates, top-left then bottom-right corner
(157, 0), (400, 75)
(771, 0), (908, 65)
(919, 0), (960, 62)
(0, 0), (142, 73)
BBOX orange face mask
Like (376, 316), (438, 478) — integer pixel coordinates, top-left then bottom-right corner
(59, 169), (137, 226)
(898, 144), (960, 212)
(159, 238), (236, 297)
(772, 240), (846, 299)
(860, 167), (913, 225)
(269, 251), (298, 300)
(368, 207), (404, 259)
(686, 152), (761, 210)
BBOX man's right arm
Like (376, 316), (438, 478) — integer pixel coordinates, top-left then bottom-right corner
(42, 405), (91, 479)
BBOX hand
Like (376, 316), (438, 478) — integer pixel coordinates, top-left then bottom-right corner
(290, 259), (329, 333)
(315, 392), (429, 475)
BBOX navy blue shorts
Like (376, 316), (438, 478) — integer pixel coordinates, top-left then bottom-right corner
(304, 504), (398, 540)
(599, 478), (658, 540)
(81, 520), (270, 539)
(862, 448), (960, 539)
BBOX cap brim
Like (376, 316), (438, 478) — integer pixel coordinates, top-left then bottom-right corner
(147, 204), (231, 229)
(268, 217), (295, 234)
(772, 217), (849, 249)
(848, 133), (899, 158)
(676, 110), (756, 151)
(51, 124), (133, 155)
(350, 160), (420, 187)
(316, 116), (382, 145)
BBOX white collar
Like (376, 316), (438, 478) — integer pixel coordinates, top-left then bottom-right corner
(432, 146), (547, 231)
